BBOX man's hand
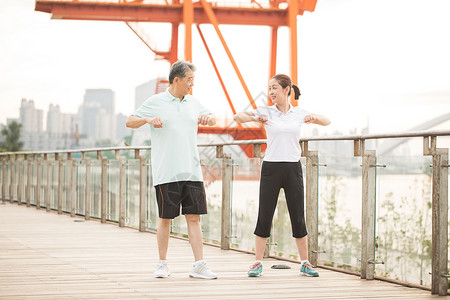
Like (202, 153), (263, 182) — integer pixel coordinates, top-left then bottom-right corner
(146, 117), (163, 128)
(253, 115), (268, 124)
(198, 114), (212, 126)
(304, 115), (317, 124)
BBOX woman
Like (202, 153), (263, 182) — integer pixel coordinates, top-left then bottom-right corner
(233, 74), (330, 277)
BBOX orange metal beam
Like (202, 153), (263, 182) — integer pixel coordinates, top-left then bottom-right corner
(199, 0), (257, 110)
(34, 0), (318, 158)
(197, 126), (266, 158)
(170, 23), (178, 65)
(299, 0), (318, 13)
(183, 0), (193, 62)
(196, 24), (242, 128)
(125, 22), (170, 60)
(268, 26), (278, 106)
(35, 1), (289, 26)
(288, 0), (298, 106)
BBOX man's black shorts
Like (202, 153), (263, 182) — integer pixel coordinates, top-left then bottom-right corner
(155, 181), (207, 219)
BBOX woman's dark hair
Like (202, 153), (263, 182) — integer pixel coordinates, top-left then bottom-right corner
(271, 74), (301, 100)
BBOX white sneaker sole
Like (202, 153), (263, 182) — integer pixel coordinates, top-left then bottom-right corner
(300, 272), (319, 277)
(154, 272), (171, 278)
(189, 272), (217, 279)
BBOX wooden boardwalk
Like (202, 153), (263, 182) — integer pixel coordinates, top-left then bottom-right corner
(0, 203), (446, 300)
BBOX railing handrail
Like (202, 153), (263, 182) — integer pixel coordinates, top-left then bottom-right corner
(0, 129), (449, 156)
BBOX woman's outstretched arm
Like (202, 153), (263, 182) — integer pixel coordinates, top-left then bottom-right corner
(304, 114), (331, 126)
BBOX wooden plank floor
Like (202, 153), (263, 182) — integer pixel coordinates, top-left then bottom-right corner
(0, 202), (446, 300)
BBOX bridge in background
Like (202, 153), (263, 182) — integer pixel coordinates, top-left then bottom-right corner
(379, 112), (450, 155)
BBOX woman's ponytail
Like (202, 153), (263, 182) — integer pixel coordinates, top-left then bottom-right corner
(292, 84), (301, 100)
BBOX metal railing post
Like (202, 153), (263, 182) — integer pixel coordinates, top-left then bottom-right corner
(431, 148), (448, 296)
(221, 154), (232, 250)
(139, 156), (147, 232)
(70, 159), (77, 217)
(36, 158), (42, 209)
(423, 136), (449, 295)
(1, 159), (6, 202)
(58, 156), (64, 214)
(85, 157), (91, 220)
(26, 158), (31, 207)
(101, 157), (108, 223)
(361, 150), (376, 280)
(119, 157), (126, 227)
(305, 150), (319, 266)
(139, 156), (147, 231)
(10, 156), (15, 203)
(17, 159), (23, 205)
(46, 159), (52, 212)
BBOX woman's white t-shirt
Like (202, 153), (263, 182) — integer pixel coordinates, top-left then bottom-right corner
(253, 104), (310, 162)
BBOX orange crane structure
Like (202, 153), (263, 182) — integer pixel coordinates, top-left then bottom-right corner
(35, 0), (317, 157)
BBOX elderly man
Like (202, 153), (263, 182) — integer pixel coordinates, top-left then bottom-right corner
(126, 60), (217, 279)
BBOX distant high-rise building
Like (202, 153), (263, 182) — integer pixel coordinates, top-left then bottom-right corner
(10, 98), (92, 151)
(60, 113), (73, 135)
(47, 104), (73, 135)
(19, 99), (43, 133)
(116, 113), (130, 142)
(84, 89), (115, 115)
(80, 89), (115, 142)
(96, 111), (116, 143)
(46, 104), (61, 133)
(80, 102), (101, 139)
(135, 78), (170, 110)
(135, 79), (157, 110)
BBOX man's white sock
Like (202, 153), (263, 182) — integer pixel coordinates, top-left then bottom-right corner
(194, 260), (206, 267)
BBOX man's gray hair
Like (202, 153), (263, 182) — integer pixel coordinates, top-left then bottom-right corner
(169, 60), (196, 84)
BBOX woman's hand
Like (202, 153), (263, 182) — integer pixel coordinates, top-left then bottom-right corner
(304, 115), (317, 124)
(304, 114), (331, 126)
(253, 115), (268, 124)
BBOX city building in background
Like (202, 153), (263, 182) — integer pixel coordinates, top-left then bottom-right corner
(2, 89), (134, 151)
(116, 113), (129, 142)
(17, 100), (76, 150)
(79, 89), (116, 143)
(135, 78), (169, 111)
(47, 104), (72, 135)
(135, 79), (157, 111)
(19, 99), (43, 133)
(84, 89), (115, 115)
(19, 99), (46, 150)
(1, 92), (447, 156)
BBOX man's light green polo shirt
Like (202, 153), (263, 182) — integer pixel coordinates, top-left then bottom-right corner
(133, 89), (210, 186)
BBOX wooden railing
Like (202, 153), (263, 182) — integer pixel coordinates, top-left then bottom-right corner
(0, 129), (449, 296)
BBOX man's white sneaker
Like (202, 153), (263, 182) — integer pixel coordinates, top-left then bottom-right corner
(154, 262), (170, 278)
(189, 261), (217, 279)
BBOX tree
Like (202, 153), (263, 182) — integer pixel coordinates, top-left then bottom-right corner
(0, 121), (23, 152)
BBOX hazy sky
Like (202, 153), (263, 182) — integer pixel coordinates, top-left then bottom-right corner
(1, 0), (449, 134)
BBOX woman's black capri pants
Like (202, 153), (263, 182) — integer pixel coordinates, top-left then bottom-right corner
(254, 161), (308, 239)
